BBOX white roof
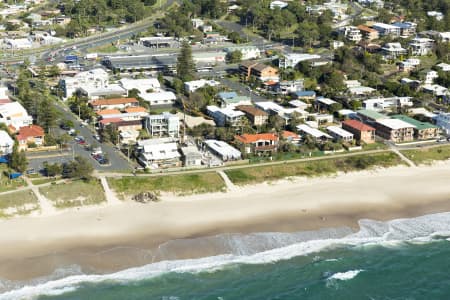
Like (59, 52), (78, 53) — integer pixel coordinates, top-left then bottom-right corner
(373, 23), (398, 29)
(142, 142), (180, 160)
(221, 108), (245, 118)
(349, 86), (375, 94)
(0, 101), (28, 118)
(338, 109), (355, 116)
(327, 125), (354, 138)
(255, 101), (285, 113)
(284, 53), (321, 61)
(376, 118), (415, 130)
(289, 100), (308, 108)
(0, 130), (13, 145)
(141, 91), (176, 102)
(204, 139), (241, 160)
(297, 124), (332, 139)
(409, 108), (437, 119)
(316, 97), (337, 105)
(81, 84), (126, 95)
(119, 78), (161, 93)
(137, 137), (177, 147)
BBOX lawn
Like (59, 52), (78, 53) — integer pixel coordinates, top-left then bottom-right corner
(108, 172), (226, 197)
(39, 180), (106, 208)
(401, 145), (450, 165)
(0, 165), (27, 193)
(0, 190), (39, 217)
(31, 177), (58, 186)
(225, 152), (404, 185)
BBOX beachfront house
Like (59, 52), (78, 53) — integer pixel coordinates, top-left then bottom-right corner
(235, 133), (279, 155)
(136, 138), (181, 169)
(374, 118), (415, 142)
(342, 119), (376, 144)
(391, 115), (439, 140)
(296, 124), (332, 142)
(326, 126), (354, 142)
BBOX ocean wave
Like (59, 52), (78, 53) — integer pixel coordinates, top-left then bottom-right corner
(3, 211), (450, 300)
(327, 269), (363, 281)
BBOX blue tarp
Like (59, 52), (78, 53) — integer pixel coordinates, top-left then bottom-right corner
(9, 173), (22, 179)
(0, 156), (8, 163)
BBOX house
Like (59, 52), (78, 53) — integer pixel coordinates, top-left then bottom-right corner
(332, 40), (345, 49)
(326, 126), (354, 142)
(206, 106), (245, 127)
(136, 139), (181, 169)
(424, 70), (439, 84)
(4, 38), (32, 50)
(236, 105), (269, 126)
(240, 61), (279, 82)
(235, 133), (279, 154)
(119, 78), (161, 94)
(60, 68), (109, 99)
(141, 91), (177, 106)
(277, 80), (304, 95)
(427, 11), (444, 21)
(90, 98), (139, 111)
(270, 0), (288, 9)
(374, 119), (415, 142)
(191, 18), (204, 29)
(342, 119), (376, 144)
(0, 101), (33, 129)
(145, 112), (179, 138)
(184, 79), (220, 93)
(392, 22), (417, 37)
(181, 144), (203, 167)
(288, 100), (309, 110)
(0, 130), (14, 154)
(282, 130), (300, 144)
(373, 23), (401, 36)
(292, 90), (316, 101)
(203, 139), (241, 162)
(391, 115), (439, 140)
(357, 25), (379, 41)
(356, 109), (387, 124)
(296, 124), (332, 142)
(398, 59), (419, 72)
(342, 26), (362, 42)
(278, 53), (321, 69)
(314, 97), (337, 112)
(434, 112), (450, 135)
(362, 97), (413, 112)
(218, 92), (252, 108)
(422, 84), (448, 97)
(224, 46), (260, 60)
(409, 38), (434, 56)
(381, 43), (407, 59)
(436, 63), (450, 72)
(17, 125), (45, 151)
(96, 109), (122, 118)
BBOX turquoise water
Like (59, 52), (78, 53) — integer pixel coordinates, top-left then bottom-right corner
(3, 212), (450, 300)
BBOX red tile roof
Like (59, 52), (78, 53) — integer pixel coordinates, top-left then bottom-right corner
(99, 118), (123, 125)
(17, 125), (44, 140)
(357, 25), (377, 33)
(235, 133), (278, 144)
(97, 109), (121, 116)
(124, 106), (148, 113)
(342, 119), (375, 132)
(90, 98), (138, 107)
(282, 130), (299, 139)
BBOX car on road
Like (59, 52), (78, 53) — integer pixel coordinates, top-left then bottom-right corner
(94, 134), (101, 142)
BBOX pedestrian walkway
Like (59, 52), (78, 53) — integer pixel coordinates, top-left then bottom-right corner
(23, 177), (56, 215)
(99, 176), (121, 205)
(390, 148), (416, 168)
(217, 170), (237, 192)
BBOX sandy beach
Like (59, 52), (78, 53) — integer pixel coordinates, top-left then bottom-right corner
(1, 162), (450, 282)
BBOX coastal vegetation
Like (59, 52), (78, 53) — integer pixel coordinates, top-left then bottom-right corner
(225, 152), (404, 185)
(0, 191), (39, 217)
(39, 180), (106, 208)
(401, 145), (450, 165)
(108, 172), (226, 198)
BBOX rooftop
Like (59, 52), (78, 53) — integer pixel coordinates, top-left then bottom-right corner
(327, 125), (354, 138)
(17, 125), (44, 140)
(90, 98), (138, 106)
(342, 119), (375, 131)
(235, 133), (278, 144)
(235, 105), (268, 116)
(391, 115), (438, 130)
(357, 109), (387, 120)
(376, 118), (416, 130)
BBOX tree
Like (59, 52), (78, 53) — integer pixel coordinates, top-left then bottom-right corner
(48, 65), (61, 77)
(9, 142), (27, 173)
(226, 50), (243, 64)
(176, 41), (196, 82)
(43, 161), (62, 177)
(63, 156), (93, 180)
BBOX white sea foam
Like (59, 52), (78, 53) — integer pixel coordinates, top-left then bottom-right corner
(328, 270), (363, 281)
(3, 211), (450, 300)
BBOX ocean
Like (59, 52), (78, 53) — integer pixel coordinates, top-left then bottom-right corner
(2, 212), (450, 300)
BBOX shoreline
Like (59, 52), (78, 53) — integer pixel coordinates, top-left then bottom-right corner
(1, 162), (450, 283)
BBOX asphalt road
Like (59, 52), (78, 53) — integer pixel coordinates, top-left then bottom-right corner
(219, 77), (269, 102)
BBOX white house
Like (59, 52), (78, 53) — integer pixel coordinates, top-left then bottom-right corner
(342, 26), (362, 42)
(141, 91), (177, 106)
(327, 125), (354, 142)
(0, 102), (33, 129)
(296, 124), (332, 141)
(279, 53), (321, 68)
(409, 38), (434, 56)
(270, 0), (288, 9)
(60, 68), (109, 99)
(381, 43), (407, 59)
(119, 78), (161, 94)
(203, 139), (241, 162)
(0, 130), (14, 154)
(224, 46), (260, 60)
(424, 70), (439, 85)
(137, 140), (181, 169)
(427, 11), (444, 21)
(436, 63), (450, 72)
(184, 79), (220, 93)
(206, 105), (245, 127)
(422, 84), (448, 96)
(373, 23), (401, 36)
(4, 38), (32, 49)
(363, 97), (413, 111)
(145, 112), (180, 138)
